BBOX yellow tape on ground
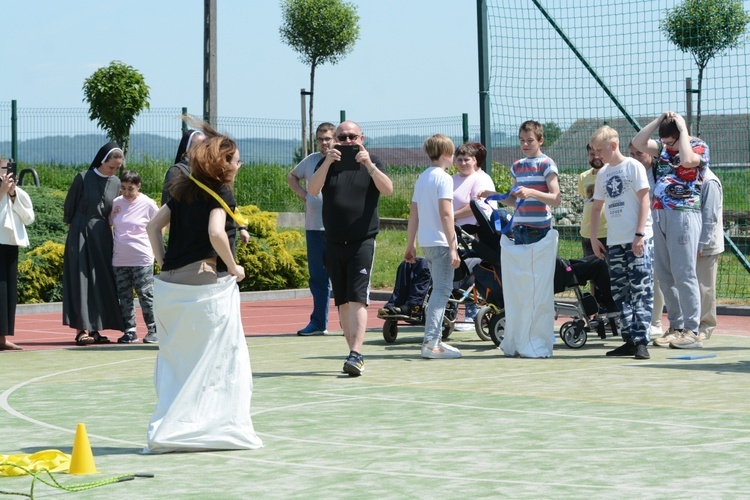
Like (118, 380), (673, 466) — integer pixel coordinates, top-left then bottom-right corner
(0, 449), (70, 476)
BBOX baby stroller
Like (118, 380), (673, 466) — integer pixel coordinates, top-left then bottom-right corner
(377, 254), (476, 344)
(468, 200), (619, 348)
(552, 257), (620, 348)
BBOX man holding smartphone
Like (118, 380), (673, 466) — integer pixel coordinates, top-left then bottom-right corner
(308, 121), (393, 376)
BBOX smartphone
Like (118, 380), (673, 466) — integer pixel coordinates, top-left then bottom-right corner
(6, 159), (17, 178)
(333, 145), (360, 171)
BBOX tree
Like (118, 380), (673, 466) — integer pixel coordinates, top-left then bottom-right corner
(542, 121), (562, 148)
(279, 0), (360, 150)
(82, 61), (151, 157)
(661, 0), (750, 136)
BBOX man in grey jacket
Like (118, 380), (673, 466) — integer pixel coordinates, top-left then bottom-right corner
(697, 168), (724, 340)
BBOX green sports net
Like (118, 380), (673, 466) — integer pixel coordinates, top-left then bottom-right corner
(486, 0), (750, 298)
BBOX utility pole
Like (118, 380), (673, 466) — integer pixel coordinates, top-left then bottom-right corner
(301, 89), (311, 156)
(204, 0), (217, 126)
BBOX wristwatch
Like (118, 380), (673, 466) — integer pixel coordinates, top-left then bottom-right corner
(635, 232), (645, 237)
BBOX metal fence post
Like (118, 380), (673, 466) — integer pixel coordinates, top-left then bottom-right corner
(11, 100), (18, 161)
(462, 113), (469, 144)
(182, 107), (188, 133)
(686, 78), (693, 135)
(477, 0), (492, 173)
(340, 110), (346, 123)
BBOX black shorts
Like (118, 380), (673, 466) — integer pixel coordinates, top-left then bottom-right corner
(325, 237), (375, 306)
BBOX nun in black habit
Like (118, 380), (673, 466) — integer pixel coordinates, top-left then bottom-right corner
(161, 129), (205, 205)
(62, 141), (125, 345)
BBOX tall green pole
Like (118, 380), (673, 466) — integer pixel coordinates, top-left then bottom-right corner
(181, 107), (188, 133)
(477, 0), (492, 174)
(11, 100), (18, 161)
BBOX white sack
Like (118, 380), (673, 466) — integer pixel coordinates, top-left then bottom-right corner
(499, 229), (558, 358)
(143, 275), (263, 454)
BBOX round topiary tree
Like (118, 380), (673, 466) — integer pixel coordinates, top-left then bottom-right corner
(82, 60), (151, 157)
(661, 0), (750, 136)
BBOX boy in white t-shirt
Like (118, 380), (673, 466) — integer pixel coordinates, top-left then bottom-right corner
(110, 170), (159, 344)
(589, 126), (654, 360)
(405, 135), (461, 359)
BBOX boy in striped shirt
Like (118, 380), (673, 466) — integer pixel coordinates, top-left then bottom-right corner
(481, 120), (561, 244)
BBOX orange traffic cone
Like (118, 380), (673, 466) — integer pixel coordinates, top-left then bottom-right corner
(69, 423), (97, 475)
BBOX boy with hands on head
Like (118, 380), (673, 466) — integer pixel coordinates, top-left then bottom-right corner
(632, 111), (708, 349)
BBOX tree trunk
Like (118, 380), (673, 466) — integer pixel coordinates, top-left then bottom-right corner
(696, 64), (705, 137)
(309, 62), (316, 152)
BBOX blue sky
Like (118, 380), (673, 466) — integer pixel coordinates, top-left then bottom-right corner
(2, 1), (480, 124)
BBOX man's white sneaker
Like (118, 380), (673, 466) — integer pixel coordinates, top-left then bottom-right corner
(649, 325), (664, 337)
(421, 340), (462, 359)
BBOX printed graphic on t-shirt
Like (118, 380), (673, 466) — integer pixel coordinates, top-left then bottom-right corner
(584, 183), (595, 202)
(652, 139), (708, 211)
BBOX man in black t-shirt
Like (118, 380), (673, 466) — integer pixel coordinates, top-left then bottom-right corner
(308, 121), (393, 376)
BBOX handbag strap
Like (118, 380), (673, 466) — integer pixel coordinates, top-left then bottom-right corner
(189, 174), (248, 227)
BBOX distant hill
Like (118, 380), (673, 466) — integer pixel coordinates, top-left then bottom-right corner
(0, 134), (302, 165)
(0, 129), (518, 167)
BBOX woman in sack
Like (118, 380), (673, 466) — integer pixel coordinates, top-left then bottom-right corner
(0, 158), (34, 351)
(144, 121), (261, 453)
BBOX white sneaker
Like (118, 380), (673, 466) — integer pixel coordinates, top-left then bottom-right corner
(650, 325), (663, 337)
(454, 322), (475, 331)
(421, 340), (462, 359)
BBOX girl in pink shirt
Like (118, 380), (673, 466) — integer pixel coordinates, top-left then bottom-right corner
(110, 170), (159, 343)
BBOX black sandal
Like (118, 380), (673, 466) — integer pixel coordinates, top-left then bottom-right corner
(90, 331), (111, 344)
(75, 331), (95, 346)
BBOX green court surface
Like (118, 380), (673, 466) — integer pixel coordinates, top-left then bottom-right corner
(1, 328), (749, 499)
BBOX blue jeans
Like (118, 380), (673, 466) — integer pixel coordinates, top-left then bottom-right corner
(512, 225), (550, 245)
(306, 230), (331, 329)
(422, 246), (453, 344)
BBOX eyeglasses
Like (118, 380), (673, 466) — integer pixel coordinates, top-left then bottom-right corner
(662, 138), (677, 149)
(337, 134), (360, 142)
(317, 136), (334, 143)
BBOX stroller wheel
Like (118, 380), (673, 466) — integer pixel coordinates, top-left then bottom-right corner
(475, 306), (492, 341)
(488, 311), (506, 347)
(382, 319), (398, 343)
(441, 301), (459, 341)
(442, 317), (454, 341)
(560, 321), (587, 348)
